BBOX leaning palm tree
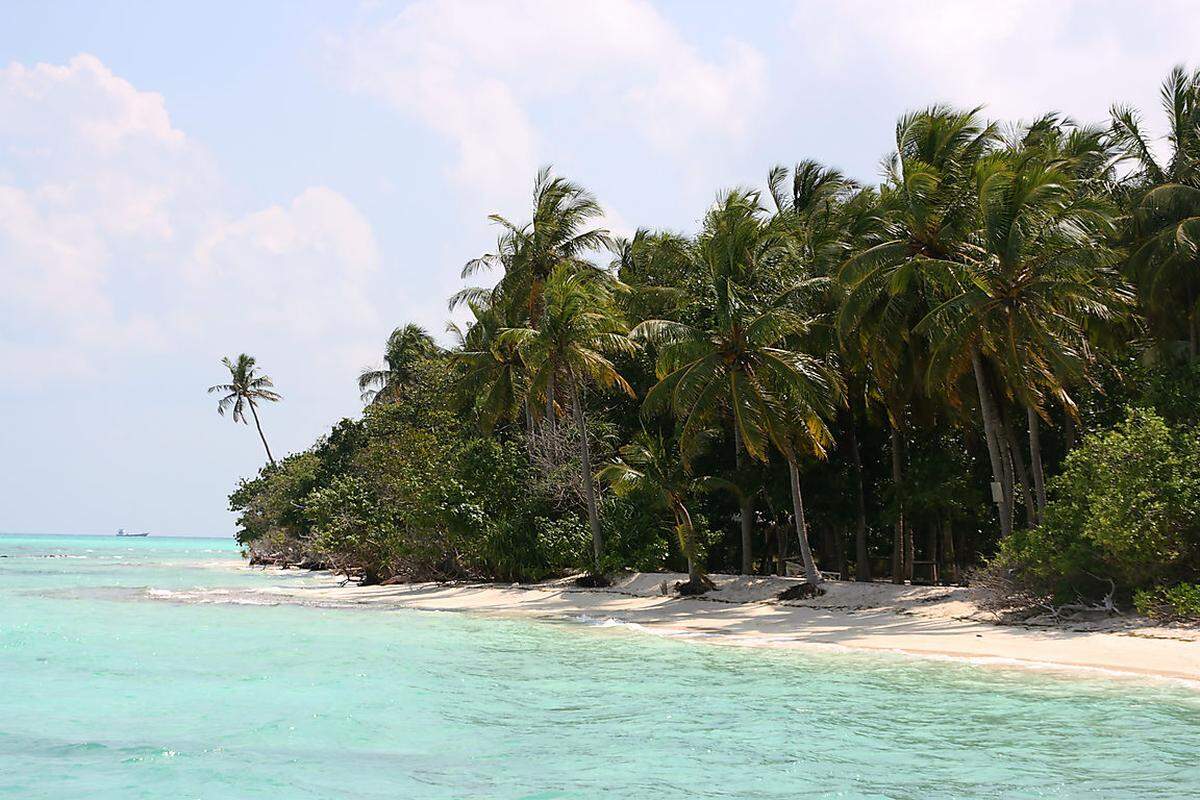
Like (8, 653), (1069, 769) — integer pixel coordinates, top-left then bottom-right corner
(208, 354), (282, 465)
(769, 159), (877, 580)
(775, 362), (842, 589)
(498, 266), (636, 578)
(599, 431), (714, 594)
(635, 195), (843, 584)
(358, 324), (438, 404)
(638, 299), (840, 587)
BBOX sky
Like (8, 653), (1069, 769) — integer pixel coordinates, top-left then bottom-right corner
(2, 0), (1198, 536)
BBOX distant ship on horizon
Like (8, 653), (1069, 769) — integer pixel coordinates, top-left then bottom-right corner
(116, 528), (150, 537)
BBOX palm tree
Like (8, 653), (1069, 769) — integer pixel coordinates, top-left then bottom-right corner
(633, 190), (794, 575)
(917, 126), (1128, 525)
(635, 190), (844, 584)
(454, 167), (611, 430)
(208, 354), (282, 465)
(454, 166), (610, 323)
(839, 107), (1004, 539)
(1112, 66), (1200, 358)
(776, 371), (842, 589)
(609, 228), (693, 326)
(599, 431), (714, 593)
(499, 266), (636, 577)
(447, 302), (527, 432)
(768, 159), (876, 581)
(358, 324), (438, 404)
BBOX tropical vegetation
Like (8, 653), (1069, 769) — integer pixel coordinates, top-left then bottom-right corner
(223, 68), (1200, 618)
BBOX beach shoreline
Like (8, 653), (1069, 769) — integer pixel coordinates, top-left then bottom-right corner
(207, 567), (1200, 685)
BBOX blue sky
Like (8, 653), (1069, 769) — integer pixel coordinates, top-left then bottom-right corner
(2, 0), (1196, 536)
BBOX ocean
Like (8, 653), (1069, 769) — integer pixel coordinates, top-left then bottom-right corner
(1, 533), (1197, 799)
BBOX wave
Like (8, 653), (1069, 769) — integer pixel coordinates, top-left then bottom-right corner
(570, 613), (717, 639)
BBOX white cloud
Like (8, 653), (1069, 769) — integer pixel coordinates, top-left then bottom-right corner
(187, 187), (381, 340)
(794, 0), (1200, 134)
(336, 0), (766, 214)
(0, 54), (381, 389)
(0, 53), (184, 154)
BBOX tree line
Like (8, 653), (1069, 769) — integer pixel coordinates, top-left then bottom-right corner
(218, 67), (1200, 615)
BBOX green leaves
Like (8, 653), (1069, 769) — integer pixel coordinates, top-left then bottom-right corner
(207, 353), (281, 424)
(358, 324), (438, 404)
(997, 408), (1200, 603)
(499, 264), (636, 408)
(456, 165), (612, 326)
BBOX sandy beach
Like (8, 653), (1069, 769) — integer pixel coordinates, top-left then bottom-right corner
(210, 569), (1200, 684)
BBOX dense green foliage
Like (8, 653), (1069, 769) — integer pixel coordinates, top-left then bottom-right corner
(994, 408), (1200, 605)
(227, 67), (1200, 610)
(1135, 582), (1200, 621)
(232, 359), (594, 582)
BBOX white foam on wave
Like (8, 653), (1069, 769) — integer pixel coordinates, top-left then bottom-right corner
(142, 586), (284, 607)
(571, 613), (716, 639)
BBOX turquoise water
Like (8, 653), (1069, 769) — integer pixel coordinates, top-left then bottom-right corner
(1, 535), (1198, 799)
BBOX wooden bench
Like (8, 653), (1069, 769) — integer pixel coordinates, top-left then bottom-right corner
(782, 559), (840, 581)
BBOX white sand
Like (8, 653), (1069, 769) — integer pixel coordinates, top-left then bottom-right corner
(232, 569), (1200, 684)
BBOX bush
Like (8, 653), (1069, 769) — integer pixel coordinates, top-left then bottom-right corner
(597, 494), (671, 573)
(229, 453), (320, 550)
(993, 408), (1200, 605)
(1133, 583), (1200, 622)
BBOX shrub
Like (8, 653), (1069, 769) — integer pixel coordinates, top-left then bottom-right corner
(1133, 583), (1200, 622)
(229, 453), (320, 549)
(993, 408), (1200, 605)
(598, 494), (672, 573)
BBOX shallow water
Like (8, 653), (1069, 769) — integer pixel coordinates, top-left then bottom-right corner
(1, 534), (1198, 799)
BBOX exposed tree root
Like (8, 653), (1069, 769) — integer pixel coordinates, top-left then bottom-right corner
(675, 575), (717, 596)
(778, 582), (825, 601)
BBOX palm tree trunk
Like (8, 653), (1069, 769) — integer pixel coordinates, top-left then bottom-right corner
(786, 456), (822, 586)
(834, 527), (847, 582)
(927, 525), (939, 583)
(890, 425), (905, 584)
(544, 371), (557, 460)
(845, 409), (871, 582)
(1027, 405), (1047, 520)
(732, 425), (754, 575)
(570, 380), (603, 575)
(676, 503), (702, 585)
(1000, 403), (1037, 528)
(904, 516), (915, 583)
(1001, 434), (1016, 534)
(777, 521), (789, 575)
(248, 401), (276, 466)
(972, 350), (1012, 538)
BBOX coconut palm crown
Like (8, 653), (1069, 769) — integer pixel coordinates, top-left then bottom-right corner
(208, 354), (282, 466)
(358, 324), (438, 405)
